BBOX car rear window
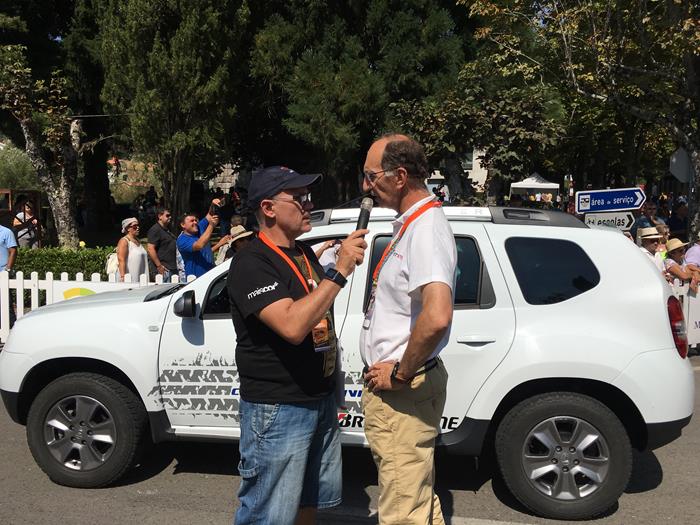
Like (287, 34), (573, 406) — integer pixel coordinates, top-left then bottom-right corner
(505, 237), (600, 305)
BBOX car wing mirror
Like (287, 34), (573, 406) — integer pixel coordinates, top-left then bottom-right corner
(173, 290), (196, 318)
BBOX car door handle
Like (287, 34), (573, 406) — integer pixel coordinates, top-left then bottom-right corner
(457, 335), (496, 345)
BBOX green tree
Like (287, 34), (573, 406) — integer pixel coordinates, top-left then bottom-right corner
(0, 45), (80, 246)
(465, 0), (699, 227)
(100, 0), (248, 220)
(0, 142), (40, 190)
(243, 0), (469, 203)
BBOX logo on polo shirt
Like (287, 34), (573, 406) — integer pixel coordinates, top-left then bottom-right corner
(247, 281), (279, 299)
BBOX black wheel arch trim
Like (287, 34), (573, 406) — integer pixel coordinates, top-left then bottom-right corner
(645, 415), (692, 450)
(1, 389), (21, 423)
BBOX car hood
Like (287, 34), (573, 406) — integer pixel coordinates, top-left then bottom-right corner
(21, 285), (175, 318)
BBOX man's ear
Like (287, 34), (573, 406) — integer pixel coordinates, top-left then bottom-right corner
(394, 167), (409, 190)
(260, 200), (276, 219)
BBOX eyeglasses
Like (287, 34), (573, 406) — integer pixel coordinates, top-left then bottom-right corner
(363, 167), (399, 185)
(271, 193), (312, 207)
(129, 224), (139, 229)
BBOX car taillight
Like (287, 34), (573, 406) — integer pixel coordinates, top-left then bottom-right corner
(667, 296), (688, 359)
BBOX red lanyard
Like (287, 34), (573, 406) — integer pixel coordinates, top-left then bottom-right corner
(372, 200), (442, 284)
(259, 232), (315, 294)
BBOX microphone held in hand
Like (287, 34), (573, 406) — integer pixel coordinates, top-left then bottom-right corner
(356, 197), (374, 232)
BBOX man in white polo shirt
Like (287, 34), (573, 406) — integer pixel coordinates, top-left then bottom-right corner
(361, 134), (457, 525)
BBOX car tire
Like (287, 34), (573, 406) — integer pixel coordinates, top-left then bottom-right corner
(26, 372), (148, 488)
(495, 392), (632, 520)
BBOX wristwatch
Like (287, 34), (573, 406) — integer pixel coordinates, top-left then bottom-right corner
(390, 362), (410, 385)
(324, 268), (347, 288)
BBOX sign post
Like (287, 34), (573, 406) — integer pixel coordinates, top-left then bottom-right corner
(576, 187), (646, 232)
(575, 187), (646, 214)
(583, 212), (635, 230)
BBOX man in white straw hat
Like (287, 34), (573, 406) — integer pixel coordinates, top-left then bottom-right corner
(638, 226), (666, 275)
(216, 225), (254, 264)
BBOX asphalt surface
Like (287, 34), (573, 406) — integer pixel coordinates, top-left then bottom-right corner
(0, 356), (698, 525)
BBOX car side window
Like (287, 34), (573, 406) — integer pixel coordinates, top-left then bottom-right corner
(505, 237), (600, 305)
(364, 235), (492, 310)
(202, 274), (230, 317)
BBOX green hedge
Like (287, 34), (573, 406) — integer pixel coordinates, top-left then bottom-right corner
(14, 247), (116, 280)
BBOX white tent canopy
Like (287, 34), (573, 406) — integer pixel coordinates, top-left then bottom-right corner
(510, 173), (559, 195)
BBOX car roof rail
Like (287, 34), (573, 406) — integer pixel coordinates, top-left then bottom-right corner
(489, 207), (588, 228)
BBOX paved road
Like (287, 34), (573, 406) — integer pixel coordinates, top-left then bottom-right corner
(1, 357), (698, 525)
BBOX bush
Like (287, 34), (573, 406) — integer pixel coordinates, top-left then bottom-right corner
(15, 246), (115, 280)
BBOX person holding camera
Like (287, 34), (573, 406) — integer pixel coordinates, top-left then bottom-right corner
(176, 199), (229, 278)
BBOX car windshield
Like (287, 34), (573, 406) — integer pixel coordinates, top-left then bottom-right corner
(143, 283), (185, 302)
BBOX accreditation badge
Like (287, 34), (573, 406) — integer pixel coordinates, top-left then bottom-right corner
(312, 312), (337, 377)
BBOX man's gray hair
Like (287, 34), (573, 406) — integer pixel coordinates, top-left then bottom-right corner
(379, 134), (429, 182)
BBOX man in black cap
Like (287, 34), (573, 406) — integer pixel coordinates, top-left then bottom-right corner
(228, 166), (368, 525)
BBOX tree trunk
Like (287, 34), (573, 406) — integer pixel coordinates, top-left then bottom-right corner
(19, 119), (79, 248)
(442, 155), (467, 203)
(81, 118), (113, 230)
(161, 151), (192, 227)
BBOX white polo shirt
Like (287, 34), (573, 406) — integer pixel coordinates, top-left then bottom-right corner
(360, 195), (457, 366)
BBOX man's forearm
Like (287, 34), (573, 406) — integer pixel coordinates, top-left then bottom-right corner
(259, 280), (343, 345)
(193, 224), (214, 251)
(7, 249), (17, 269)
(147, 245), (163, 267)
(397, 311), (447, 378)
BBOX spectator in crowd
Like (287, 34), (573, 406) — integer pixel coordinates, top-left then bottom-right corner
(13, 199), (40, 249)
(508, 194), (523, 207)
(312, 238), (342, 272)
(664, 238), (700, 292)
(144, 185), (158, 206)
(667, 202), (688, 241)
(631, 201), (666, 240)
(147, 208), (177, 281)
(117, 218), (148, 282)
(0, 222), (18, 327)
(656, 224), (670, 253)
(638, 227), (668, 277)
(216, 224), (254, 264)
(176, 200), (229, 277)
(683, 235), (700, 267)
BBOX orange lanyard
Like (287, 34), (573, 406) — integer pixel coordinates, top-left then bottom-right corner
(259, 232), (315, 294)
(372, 200), (441, 284)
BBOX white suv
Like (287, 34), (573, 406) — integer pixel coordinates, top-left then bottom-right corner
(0, 206), (694, 520)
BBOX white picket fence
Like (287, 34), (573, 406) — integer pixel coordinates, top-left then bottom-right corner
(1, 271), (699, 348)
(0, 271), (195, 343)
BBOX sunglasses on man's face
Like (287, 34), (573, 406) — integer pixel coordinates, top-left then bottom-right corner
(272, 193), (312, 206)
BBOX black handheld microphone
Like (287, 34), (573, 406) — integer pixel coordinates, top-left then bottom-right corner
(356, 197), (374, 232)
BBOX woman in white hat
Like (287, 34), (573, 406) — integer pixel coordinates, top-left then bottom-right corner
(215, 225), (254, 265)
(665, 238), (700, 292)
(117, 217), (148, 281)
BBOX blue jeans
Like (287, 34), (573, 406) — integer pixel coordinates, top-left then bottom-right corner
(234, 392), (342, 525)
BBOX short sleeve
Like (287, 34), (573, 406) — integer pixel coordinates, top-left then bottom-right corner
(228, 252), (292, 318)
(5, 229), (17, 249)
(664, 258), (678, 271)
(406, 211), (456, 298)
(147, 225), (160, 246)
(176, 234), (196, 254)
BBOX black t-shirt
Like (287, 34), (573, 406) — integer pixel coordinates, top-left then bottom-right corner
(147, 223), (177, 272)
(228, 236), (336, 404)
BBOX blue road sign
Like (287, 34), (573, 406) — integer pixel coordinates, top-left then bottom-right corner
(575, 187), (646, 214)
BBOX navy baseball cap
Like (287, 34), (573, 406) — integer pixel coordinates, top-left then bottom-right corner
(247, 166), (322, 209)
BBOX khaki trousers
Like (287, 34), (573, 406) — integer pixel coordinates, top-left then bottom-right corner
(362, 359), (448, 525)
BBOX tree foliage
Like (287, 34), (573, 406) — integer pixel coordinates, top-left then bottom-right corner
(462, 0), (699, 225)
(0, 142), (39, 190)
(243, 0), (469, 201)
(100, 0), (248, 220)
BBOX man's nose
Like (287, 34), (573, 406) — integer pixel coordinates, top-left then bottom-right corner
(361, 178), (371, 194)
(303, 200), (314, 211)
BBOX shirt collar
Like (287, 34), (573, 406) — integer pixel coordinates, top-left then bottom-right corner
(392, 195), (436, 230)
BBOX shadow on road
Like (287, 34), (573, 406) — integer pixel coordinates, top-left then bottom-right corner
(115, 439), (663, 522)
